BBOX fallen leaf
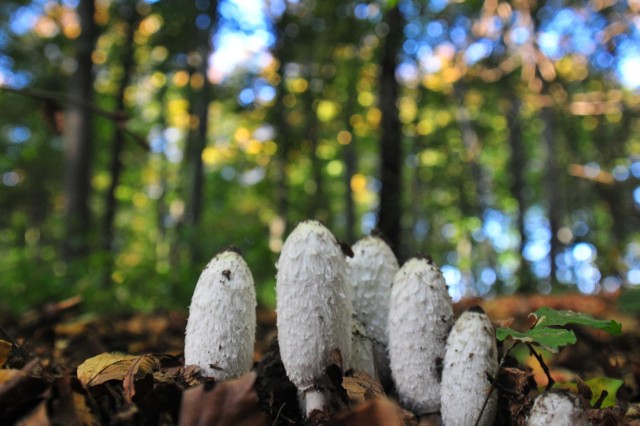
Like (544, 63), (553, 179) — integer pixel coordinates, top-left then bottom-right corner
(122, 354), (160, 402)
(0, 340), (11, 368)
(585, 377), (623, 408)
(72, 392), (98, 426)
(342, 371), (385, 405)
(76, 353), (158, 388)
(178, 372), (266, 426)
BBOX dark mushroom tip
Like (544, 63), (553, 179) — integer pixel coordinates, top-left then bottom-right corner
(468, 305), (485, 314)
(411, 253), (434, 264)
(338, 240), (354, 258)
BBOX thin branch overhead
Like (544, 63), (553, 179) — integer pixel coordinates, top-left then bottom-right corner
(0, 85), (150, 151)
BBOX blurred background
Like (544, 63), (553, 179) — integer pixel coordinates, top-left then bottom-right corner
(1, 0), (639, 313)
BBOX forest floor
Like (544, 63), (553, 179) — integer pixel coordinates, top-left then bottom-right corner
(1, 293), (639, 425)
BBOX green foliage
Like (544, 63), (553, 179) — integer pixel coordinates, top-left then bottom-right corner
(497, 307), (622, 352)
(584, 377), (624, 408)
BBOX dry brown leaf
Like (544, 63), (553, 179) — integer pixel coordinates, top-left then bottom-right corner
(0, 369), (20, 386)
(333, 398), (415, 426)
(342, 371), (385, 405)
(178, 371), (266, 426)
(76, 352), (158, 388)
(0, 340), (11, 368)
(122, 354), (160, 402)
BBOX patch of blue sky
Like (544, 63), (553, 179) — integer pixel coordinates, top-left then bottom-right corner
(9, 5), (40, 36)
(464, 39), (493, 65)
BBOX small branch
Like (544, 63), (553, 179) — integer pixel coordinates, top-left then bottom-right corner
(526, 343), (554, 390)
(0, 85), (150, 151)
(593, 390), (608, 409)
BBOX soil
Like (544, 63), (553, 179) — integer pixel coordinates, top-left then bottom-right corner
(0, 293), (639, 425)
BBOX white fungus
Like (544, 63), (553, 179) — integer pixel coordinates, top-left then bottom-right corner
(527, 391), (589, 426)
(276, 220), (352, 416)
(441, 307), (498, 426)
(388, 256), (454, 415)
(184, 249), (256, 380)
(346, 235), (399, 384)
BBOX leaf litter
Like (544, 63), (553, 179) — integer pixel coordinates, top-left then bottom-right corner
(0, 293), (639, 424)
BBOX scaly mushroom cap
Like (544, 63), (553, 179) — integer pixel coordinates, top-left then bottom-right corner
(441, 309), (498, 426)
(184, 249), (257, 380)
(276, 220), (352, 390)
(527, 391), (589, 426)
(388, 256), (454, 414)
(346, 236), (399, 383)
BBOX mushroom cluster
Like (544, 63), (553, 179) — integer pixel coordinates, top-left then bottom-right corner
(182, 221), (507, 423)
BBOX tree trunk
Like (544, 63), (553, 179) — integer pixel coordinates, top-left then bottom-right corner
(507, 95), (535, 291)
(184, 1), (217, 229)
(102, 6), (138, 255)
(343, 59), (359, 243)
(63, 0), (97, 259)
(541, 100), (562, 285)
(377, 5), (404, 255)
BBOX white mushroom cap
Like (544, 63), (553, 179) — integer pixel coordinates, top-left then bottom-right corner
(441, 308), (498, 426)
(346, 235), (399, 383)
(527, 391), (589, 426)
(388, 256), (454, 414)
(349, 318), (376, 378)
(276, 220), (352, 391)
(184, 249), (257, 380)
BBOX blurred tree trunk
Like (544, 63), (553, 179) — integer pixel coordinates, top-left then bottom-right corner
(184, 1), (217, 230)
(343, 54), (359, 243)
(63, 0), (98, 259)
(270, 11), (293, 235)
(377, 4), (404, 255)
(507, 95), (535, 291)
(304, 66), (327, 220)
(541, 99), (562, 285)
(102, 6), (138, 256)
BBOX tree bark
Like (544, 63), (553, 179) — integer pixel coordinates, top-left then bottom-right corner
(541, 100), (562, 285)
(102, 6), (138, 255)
(343, 59), (358, 243)
(377, 5), (404, 255)
(184, 1), (217, 229)
(63, 0), (97, 259)
(507, 95), (535, 291)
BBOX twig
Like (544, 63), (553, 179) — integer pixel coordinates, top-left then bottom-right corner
(0, 85), (150, 151)
(526, 343), (554, 390)
(272, 403), (286, 426)
(593, 390), (608, 409)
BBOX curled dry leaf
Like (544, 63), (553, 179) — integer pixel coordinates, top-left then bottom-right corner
(76, 352), (159, 391)
(342, 371), (385, 406)
(178, 371), (266, 426)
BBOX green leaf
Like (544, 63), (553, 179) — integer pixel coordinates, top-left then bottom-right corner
(533, 307), (622, 336)
(496, 326), (577, 352)
(585, 377), (623, 408)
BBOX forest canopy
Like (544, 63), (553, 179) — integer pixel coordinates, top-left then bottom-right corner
(1, 0), (639, 312)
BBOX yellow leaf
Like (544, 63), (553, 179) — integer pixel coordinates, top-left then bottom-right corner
(76, 353), (159, 388)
